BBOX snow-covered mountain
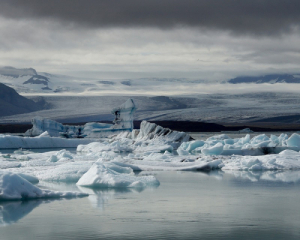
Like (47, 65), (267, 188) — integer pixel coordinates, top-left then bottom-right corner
(0, 66), (80, 93)
(0, 66), (211, 94)
(0, 66), (38, 77)
(2, 66), (300, 96)
(228, 74), (300, 84)
(1, 66), (300, 126)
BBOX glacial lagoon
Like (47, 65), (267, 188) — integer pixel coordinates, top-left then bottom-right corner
(2, 127), (300, 239)
(1, 170), (300, 240)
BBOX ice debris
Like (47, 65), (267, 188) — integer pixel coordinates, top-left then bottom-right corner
(178, 133), (300, 156)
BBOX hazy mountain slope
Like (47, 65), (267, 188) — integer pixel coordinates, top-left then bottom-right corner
(0, 66), (37, 77)
(0, 66), (210, 95)
(0, 66), (78, 93)
(228, 74), (300, 84)
(0, 83), (46, 117)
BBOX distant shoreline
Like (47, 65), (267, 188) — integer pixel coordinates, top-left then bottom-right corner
(0, 120), (300, 134)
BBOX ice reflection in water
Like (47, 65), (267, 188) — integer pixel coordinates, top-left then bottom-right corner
(78, 172), (160, 210)
(0, 200), (42, 226)
(78, 187), (134, 210)
(1, 171), (300, 240)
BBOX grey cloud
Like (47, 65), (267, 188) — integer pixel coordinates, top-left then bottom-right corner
(1, 0), (300, 36)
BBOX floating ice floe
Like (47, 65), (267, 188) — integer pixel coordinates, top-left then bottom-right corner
(225, 170), (300, 183)
(77, 122), (300, 157)
(25, 98), (136, 138)
(76, 161), (160, 189)
(121, 149), (300, 171)
(221, 149), (300, 171)
(2, 143), (300, 193)
(178, 133), (300, 156)
(239, 128), (254, 133)
(2, 119), (300, 200)
(0, 132), (96, 149)
(0, 172), (88, 201)
(35, 161), (94, 182)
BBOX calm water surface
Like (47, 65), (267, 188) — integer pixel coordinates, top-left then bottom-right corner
(1, 171), (300, 240)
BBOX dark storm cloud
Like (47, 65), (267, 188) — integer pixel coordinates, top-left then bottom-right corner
(1, 0), (300, 36)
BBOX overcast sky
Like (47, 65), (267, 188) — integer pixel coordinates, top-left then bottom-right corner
(1, 0), (300, 81)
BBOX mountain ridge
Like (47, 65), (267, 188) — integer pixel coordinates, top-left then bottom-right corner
(0, 82), (47, 117)
(228, 74), (300, 84)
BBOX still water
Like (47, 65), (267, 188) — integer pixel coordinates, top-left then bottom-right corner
(1, 171), (300, 240)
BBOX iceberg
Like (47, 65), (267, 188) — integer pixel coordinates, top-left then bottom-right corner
(111, 98), (136, 131)
(201, 142), (224, 155)
(225, 170), (300, 183)
(134, 120), (192, 150)
(25, 98), (136, 138)
(76, 161), (160, 189)
(178, 133), (300, 156)
(77, 120), (192, 154)
(286, 133), (300, 148)
(4, 117), (300, 200)
(3, 135), (300, 193)
(0, 132), (96, 149)
(0, 172), (88, 200)
(34, 161), (94, 182)
(239, 128), (254, 133)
